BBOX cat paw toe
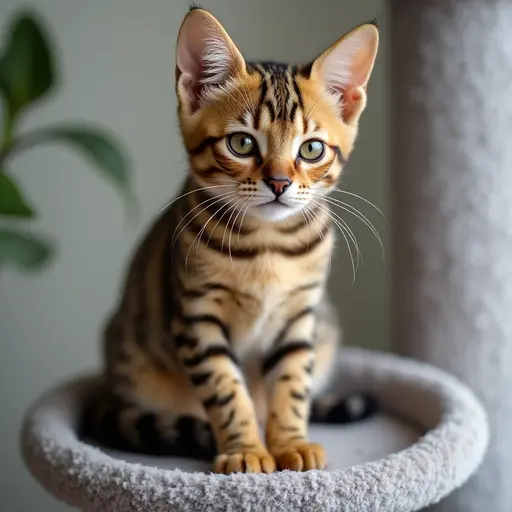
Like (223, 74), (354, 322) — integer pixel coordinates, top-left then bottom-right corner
(214, 448), (276, 474)
(272, 442), (326, 471)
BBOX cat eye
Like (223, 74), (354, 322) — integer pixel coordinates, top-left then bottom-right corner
(227, 133), (257, 157)
(298, 140), (325, 162)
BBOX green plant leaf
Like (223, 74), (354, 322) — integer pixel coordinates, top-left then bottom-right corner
(0, 12), (54, 116)
(0, 171), (34, 217)
(0, 228), (52, 270)
(35, 126), (131, 191)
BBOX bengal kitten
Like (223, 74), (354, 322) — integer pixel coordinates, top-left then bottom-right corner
(83, 7), (379, 474)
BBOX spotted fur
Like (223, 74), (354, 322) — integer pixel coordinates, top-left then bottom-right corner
(82, 7), (379, 473)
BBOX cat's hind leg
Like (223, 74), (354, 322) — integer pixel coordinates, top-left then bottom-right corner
(80, 368), (216, 460)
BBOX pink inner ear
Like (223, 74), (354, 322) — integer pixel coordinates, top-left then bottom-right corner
(347, 88), (364, 103)
(313, 25), (378, 123)
(341, 88), (365, 124)
(179, 72), (204, 112)
(176, 17), (220, 111)
(319, 25), (378, 93)
(176, 11), (243, 112)
(176, 15), (211, 87)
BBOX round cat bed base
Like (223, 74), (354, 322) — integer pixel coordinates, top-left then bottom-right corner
(21, 348), (489, 512)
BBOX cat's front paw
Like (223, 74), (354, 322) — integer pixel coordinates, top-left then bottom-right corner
(271, 441), (326, 471)
(214, 447), (276, 474)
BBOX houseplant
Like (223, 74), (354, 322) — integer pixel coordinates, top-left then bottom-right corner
(0, 10), (132, 272)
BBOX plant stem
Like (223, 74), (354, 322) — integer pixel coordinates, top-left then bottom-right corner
(0, 105), (16, 168)
(1, 129), (54, 166)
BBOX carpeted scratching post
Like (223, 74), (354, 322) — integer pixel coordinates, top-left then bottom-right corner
(391, 1), (512, 511)
(21, 349), (488, 512)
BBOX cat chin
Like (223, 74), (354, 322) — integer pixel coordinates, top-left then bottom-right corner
(249, 201), (302, 222)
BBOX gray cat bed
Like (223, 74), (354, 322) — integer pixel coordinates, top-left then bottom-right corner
(21, 348), (489, 512)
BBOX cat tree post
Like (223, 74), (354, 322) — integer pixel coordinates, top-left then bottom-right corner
(391, 1), (512, 511)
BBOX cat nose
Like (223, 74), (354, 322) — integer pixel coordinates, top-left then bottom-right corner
(263, 177), (292, 197)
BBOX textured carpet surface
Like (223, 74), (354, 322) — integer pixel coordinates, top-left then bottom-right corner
(21, 348), (489, 512)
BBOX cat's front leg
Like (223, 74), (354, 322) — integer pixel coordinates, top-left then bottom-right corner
(263, 307), (326, 471)
(174, 301), (275, 474)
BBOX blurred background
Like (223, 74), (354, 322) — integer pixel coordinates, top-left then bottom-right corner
(0, 0), (388, 510)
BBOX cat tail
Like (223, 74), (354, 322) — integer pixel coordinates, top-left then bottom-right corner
(310, 392), (378, 424)
(80, 385), (216, 460)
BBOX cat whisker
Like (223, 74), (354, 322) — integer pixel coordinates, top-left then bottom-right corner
(304, 204), (332, 272)
(206, 196), (241, 250)
(158, 184), (232, 216)
(222, 86), (254, 115)
(228, 197), (249, 263)
(332, 187), (386, 218)
(172, 191), (236, 250)
(220, 198), (245, 269)
(311, 199), (357, 285)
(318, 195), (385, 259)
(304, 202), (330, 253)
(219, 86), (250, 113)
(195, 198), (235, 270)
(307, 101), (339, 120)
(221, 198), (244, 253)
(235, 82), (255, 117)
(304, 89), (328, 122)
(172, 188), (235, 239)
(185, 199), (233, 272)
(303, 205), (329, 259)
(237, 203), (251, 243)
(313, 201), (362, 269)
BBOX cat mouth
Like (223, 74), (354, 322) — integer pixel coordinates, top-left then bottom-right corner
(256, 199), (291, 209)
(259, 196), (290, 206)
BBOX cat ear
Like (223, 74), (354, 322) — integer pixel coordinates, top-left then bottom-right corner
(176, 8), (246, 113)
(311, 23), (379, 124)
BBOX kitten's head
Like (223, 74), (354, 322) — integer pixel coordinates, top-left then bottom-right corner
(176, 7), (378, 222)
